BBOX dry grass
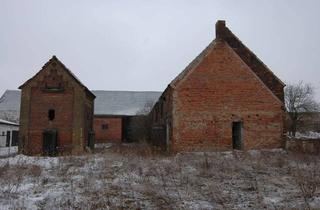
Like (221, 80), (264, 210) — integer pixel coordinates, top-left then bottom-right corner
(1, 145), (320, 209)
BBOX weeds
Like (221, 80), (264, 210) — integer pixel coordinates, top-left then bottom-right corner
(290, 156), (320, 209)
(1, 146), (320, 209)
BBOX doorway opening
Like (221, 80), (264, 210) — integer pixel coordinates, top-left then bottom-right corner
(232, 121), (243, 150)
(43, 129), (58, 156)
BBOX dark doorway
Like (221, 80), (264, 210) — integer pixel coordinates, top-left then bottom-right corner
(43, 129), (58, 156)
(5, 131), (10, 147)
(12, 131), (19, 146)
(122, 117), (134, 142)
(88, 131), (95, 150)
(232, 122), (243, 150)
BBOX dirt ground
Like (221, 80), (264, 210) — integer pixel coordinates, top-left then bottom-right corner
(0, 143), (320, 210)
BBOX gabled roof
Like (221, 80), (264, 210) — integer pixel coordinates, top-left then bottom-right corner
(169, 20), (285, 102)
(0, 90), (161, 117)
(19, 56), (95, 99)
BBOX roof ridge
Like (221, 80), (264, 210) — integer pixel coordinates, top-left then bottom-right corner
(224, 27), (284, 86)
(215, 20), (285, 102)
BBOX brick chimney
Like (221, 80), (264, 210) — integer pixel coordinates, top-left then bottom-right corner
(215, 20), (226, 39)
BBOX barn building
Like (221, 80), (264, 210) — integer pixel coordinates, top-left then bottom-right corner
(93, 91), (161, 143)
(149, 20), (285, 152)
(18, 56), (95, 155)
(0, 119), (19, 147)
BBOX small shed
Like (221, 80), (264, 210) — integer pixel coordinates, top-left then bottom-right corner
(0, 119), (19, 147)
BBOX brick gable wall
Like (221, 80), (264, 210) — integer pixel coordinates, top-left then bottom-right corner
(170, 40), (284, 152)
(19, 57), (94, 155)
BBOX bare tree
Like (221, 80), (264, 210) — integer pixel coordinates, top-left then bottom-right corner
(136, 100), (155, 115)
(285, 81), (320, 136)
(126, 101), (155, 142)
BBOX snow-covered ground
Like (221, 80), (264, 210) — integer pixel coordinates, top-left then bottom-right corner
(293, 131), (320, 139)
(0, 146), (18, 157)
(0, 144), (320, 209)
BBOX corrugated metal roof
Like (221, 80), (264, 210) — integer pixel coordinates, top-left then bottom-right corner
(0, 90), (161, 117)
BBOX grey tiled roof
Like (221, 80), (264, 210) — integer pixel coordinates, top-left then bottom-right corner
(0, 90), (161, 118)
(92, 90), (161, 116)
(0, 90), (21, 111)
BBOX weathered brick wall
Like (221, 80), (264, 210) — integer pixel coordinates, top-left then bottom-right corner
(19, 57), (95, 155)
(93, 116), (122, 142)
(171, 40), (284, 152)
(27, 86), (74, 154)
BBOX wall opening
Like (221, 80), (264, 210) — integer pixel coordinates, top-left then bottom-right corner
(101, 124), (108, 130)
(43, 129), (58, 156)
(232, 121), (243, 150)
(48, 109), (55, 121)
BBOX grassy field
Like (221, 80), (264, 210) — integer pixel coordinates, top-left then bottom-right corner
(0, 143), (320, 209)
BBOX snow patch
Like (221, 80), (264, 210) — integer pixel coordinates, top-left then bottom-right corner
(288, 131), (320, 139)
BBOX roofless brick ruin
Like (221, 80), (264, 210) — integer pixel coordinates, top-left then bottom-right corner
(18, 20), (285, 155)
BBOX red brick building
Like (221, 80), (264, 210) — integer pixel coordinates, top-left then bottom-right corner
(150, 20), (285, 152)
(19, 56), (95, 155)
(94, 115), (122, 143)
(92, 91), (161, 143)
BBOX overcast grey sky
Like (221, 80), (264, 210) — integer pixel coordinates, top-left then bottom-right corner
(1, 0), (319, 101)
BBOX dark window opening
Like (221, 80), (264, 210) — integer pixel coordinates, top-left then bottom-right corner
(232, 121), (243, 150)
(102, 124), (108, 130)
(48, 109), (55, 121)
(43, 82), (64, 92)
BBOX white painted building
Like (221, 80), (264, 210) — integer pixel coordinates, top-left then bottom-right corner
(0, 119), (19, 147)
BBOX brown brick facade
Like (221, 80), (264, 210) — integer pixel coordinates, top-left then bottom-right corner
(150, 21), (285, 153)
(18, 56), (95, 155)
(93, 116), (122, 143)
